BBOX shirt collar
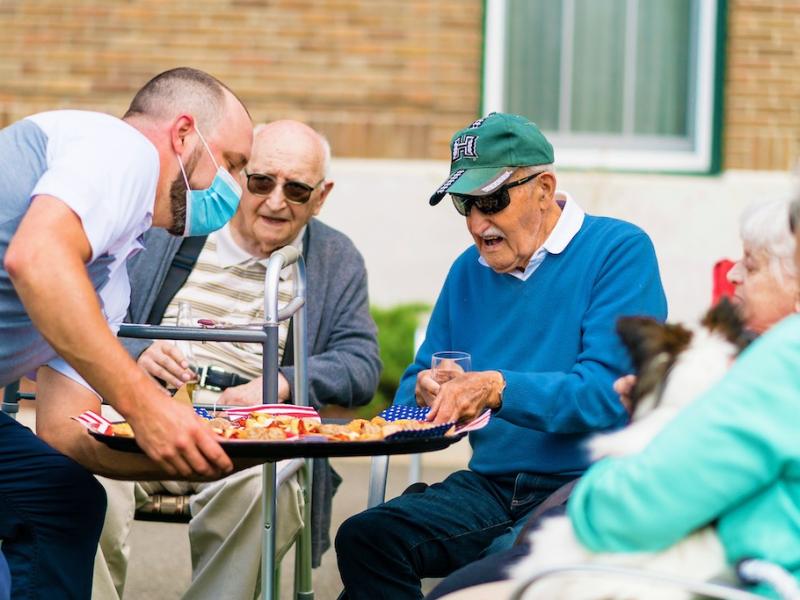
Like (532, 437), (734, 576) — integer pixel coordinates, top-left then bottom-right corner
(477, 190), (585, 274)
(215, 223), (306, 280)
(541, 191), (585, 255)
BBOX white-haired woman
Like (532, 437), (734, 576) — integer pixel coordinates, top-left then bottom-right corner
(727, 197), (799, 333)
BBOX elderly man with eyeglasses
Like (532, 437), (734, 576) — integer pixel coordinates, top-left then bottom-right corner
(334, 112), (668, 600)
(92, 120), (381, 600)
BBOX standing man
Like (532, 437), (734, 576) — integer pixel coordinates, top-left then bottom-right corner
(0, 67), (252, 598)
(93, 120), (381, 600)
(335, 112), (668, 599)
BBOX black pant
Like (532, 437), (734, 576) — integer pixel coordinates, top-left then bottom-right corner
(336, 469), (572, 600)
(0, 413), (106, 598)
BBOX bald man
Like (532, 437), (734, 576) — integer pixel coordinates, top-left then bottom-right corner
(93, 120), (381, 600)
(0, 67), (252, 598)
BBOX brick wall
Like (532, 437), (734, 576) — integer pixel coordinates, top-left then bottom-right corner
(2, 1), (799, 170)
(0, 0), (483, 160)
(724, 0), (800, 170)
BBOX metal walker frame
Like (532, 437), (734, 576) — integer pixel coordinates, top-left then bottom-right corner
(119, 245), (312, 600)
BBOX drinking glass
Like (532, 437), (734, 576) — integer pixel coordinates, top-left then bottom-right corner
(431, 351), (472, 384)
(175, 302), (198, 399)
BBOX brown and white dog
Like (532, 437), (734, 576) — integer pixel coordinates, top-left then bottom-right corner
(509, 299), (750, 600)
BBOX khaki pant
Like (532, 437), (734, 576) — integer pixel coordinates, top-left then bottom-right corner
(92, 464), (304, 600)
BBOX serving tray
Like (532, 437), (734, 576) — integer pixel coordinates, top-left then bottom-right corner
(88, 426), (466, 459)
(79, 404), (489, 460)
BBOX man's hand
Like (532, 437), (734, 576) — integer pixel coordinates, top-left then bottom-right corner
(426, 371), (505, 425)
(218, 373), (291, 406)
(35, 366), (233, 480)
(613, 374), (637, 414)
(414, 369), (441, 407)
(138, 341), (196, 388)
(125, 391), (233, 478)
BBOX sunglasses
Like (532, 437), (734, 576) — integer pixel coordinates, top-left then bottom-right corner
(450, 173), (541, 217)
(244, 171), (323, 205)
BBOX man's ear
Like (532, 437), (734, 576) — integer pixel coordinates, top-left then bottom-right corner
(312, 180), (334, 216)
(170, 114), (195, 155)
(537, 172), (556, 204)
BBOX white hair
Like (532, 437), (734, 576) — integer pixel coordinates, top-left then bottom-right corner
(522, 163), (555, 176)
(739, 197), (798, 282)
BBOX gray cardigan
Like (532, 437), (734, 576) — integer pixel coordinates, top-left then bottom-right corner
(122, 218), (381, 565)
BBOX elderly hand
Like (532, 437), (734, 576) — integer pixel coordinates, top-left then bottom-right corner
(426, 371), (505, 425)
(414, 369), (441, 407)
(613, 374), (637, 414)
(218, 373), (291, 406)
(138, 341), (196, 389)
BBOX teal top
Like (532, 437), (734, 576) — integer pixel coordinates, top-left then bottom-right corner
(569, 314), (800, 596)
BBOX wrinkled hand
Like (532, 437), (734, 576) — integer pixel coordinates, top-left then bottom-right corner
(414, 369), (441, 407)
(138, 341), (196, 389)
(613, 374), (637, 414)
(218, 373), (291, 406)
(427, 371), (505, 425)
(127, 390), (233, 479)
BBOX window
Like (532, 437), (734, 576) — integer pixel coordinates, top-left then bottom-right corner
(483, 0), (724, 172)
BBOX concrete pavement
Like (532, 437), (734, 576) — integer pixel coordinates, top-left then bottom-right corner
(123, 455), (466, 599)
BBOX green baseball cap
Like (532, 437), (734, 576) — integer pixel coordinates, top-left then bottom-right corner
(429, 112), (554, 205)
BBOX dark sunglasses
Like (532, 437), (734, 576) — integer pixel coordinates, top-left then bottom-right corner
(244, 171), (323, 204)
(450, 172), (541, 217)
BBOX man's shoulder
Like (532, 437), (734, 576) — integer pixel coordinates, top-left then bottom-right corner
(579, 214), (651, 248)
(308, 219), (363, 260)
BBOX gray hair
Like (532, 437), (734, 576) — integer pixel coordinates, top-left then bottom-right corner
(739, 197), (798, 282)
(124, 67), (231, 133)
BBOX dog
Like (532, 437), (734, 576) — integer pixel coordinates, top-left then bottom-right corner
(509, 299), (750, 600)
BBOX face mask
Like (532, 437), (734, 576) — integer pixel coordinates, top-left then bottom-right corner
(176, 126), (242, 237)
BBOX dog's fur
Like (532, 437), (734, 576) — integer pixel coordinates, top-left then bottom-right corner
(510, 300), (749, 600)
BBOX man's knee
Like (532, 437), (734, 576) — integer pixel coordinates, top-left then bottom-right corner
(57, 457), (107, 533)
(336, 508), (394, 556)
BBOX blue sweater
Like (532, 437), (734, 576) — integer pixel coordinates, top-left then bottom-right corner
(395, 215), (667, 477)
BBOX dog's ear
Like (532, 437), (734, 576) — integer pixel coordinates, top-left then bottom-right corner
(702, 297), (753, 352)
(616, 317), (693, 408)
(616, 317), (667, 374)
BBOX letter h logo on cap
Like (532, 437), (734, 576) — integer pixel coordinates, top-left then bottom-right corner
(451, 135), (478, 161)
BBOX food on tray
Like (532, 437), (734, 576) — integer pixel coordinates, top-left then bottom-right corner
(105, 412), (451, 442)
(110, 422), (134, 437)
(207, 413), (453, 442)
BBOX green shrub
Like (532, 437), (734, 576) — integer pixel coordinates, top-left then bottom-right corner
(357, 303), (431, 418)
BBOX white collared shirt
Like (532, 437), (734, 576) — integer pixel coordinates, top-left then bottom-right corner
(477, 191), (585, 281)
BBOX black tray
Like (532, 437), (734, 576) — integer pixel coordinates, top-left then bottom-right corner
(88, 428), (466, 459)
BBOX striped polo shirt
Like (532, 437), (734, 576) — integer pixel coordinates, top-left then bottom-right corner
(163, 223), (302, 381)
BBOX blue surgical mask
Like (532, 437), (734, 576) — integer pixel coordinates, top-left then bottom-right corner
(177, 126), (243, 237)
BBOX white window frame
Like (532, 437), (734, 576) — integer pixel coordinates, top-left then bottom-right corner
(483, 0), (720, 173)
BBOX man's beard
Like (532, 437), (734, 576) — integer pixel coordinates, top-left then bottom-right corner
(167, 146), (202, 236)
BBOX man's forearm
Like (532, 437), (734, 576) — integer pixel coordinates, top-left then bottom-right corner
(7, 201), (158, 417)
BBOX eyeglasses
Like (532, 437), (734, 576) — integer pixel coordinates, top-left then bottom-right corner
(450, 173), (541, 217)
(244, 171), (324, 205)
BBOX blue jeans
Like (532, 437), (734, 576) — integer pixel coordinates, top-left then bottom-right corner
(335, 469), (572, 600)
(0, 412), (106, 598)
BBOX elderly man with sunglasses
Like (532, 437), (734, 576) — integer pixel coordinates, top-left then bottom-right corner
(335, 112), (668, 600)
(92, 120), (381, 600)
